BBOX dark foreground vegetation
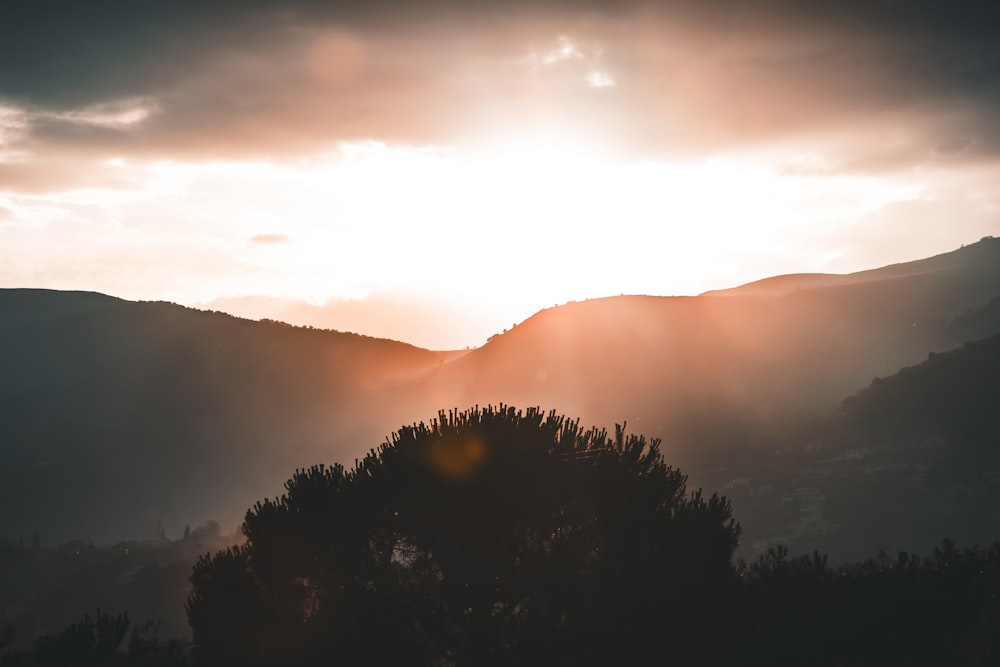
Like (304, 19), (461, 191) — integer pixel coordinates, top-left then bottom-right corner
(0, 522), (236, 652)
(3, 406), (997, 666)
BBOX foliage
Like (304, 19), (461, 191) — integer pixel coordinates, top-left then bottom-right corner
(737, 540), (1000, 665)
(31, 610), (130, 667)
(186, 405), (742, 665)
(0, 527), (230, 660)
(0, 612), (189, 667)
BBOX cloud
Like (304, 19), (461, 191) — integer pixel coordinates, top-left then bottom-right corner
(803, 161), (1000, 272)
(0, 159), (141, 194)
(27, 98), (157, 130)
(1, 0), (998, 180)
(249, 233), (289, 245)
(538, 35), (585, 65)
(586, 71), (615, 88)
(4, 0), (998, 351)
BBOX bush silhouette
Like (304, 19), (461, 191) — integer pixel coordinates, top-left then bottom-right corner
(186, 406), (741, 665)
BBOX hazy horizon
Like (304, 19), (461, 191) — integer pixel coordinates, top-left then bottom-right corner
(2, 235), (986, 350)
(13, 236), (988, 350)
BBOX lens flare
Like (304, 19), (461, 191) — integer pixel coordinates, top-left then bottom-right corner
(425, 434), (488, 480)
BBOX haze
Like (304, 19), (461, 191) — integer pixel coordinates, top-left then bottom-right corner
(2, 0), (999, 349)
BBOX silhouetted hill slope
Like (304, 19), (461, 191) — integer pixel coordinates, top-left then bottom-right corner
(713, 332), (1000, 562)
(840, 333), (1000, 445)
(3, 239), (1000, 546)
(701, 272), (853, 297)
(823, 336), (1000, 557)
(945, 295), (1000, 347)
(701, 236), (1000, 297)
(422, 238), (1000, 468)
(0, 290), (450, 543)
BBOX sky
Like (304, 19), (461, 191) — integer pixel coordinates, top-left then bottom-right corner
(2, 0), (999, 349)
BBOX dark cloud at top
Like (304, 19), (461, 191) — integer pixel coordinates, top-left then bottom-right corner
(1, 0), (999, 171)
(0, 0), (617, 108)
(4, 1), (998, 102)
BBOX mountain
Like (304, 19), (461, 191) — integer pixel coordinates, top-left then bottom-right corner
(700, 237), (1000, 297)
(421, 237), (1000, 470)
(2, 238), (1000, 545)
(713, 331), (1000, 563)
(839, 332), (1000, 446)
(197, 292), (495, 351)
(0, 290), (453, 543)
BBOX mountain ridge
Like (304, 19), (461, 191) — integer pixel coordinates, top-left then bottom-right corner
(2, 238), (999, 545)
(700, 236), (999, 298)
(424, 239), (1000, 449)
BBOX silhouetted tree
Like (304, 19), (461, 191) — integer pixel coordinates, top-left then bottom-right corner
(187, 406), (742, 666)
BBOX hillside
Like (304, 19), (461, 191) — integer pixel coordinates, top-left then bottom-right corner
(701, 237), (1000, 297)
(839, 334), (1000, 445)
(2, 239), (1000, 545)
(712, 331), (1000, 562)
(3, 299), (1000, 649)
(0, 290), (450, 543)
(419, 238), (1000, 470)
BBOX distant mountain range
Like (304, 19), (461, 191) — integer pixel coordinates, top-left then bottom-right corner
(701, 238), (1000, 297)
(423, 238), (1000, 461)
(2, 238), (999, 554)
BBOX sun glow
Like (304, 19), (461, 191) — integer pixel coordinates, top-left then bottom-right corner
(462, 131), (609, 192)
(0, 128), (931, 347)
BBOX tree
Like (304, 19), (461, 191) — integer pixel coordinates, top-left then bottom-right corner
(187, 406), (741, 665)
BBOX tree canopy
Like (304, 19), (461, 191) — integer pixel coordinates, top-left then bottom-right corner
(186, 405), (741, 665)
